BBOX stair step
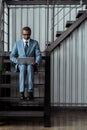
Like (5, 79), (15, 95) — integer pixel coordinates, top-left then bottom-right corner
(0, 111), (44, 117)
(56, 31), (63, 37)
(0, 52), (10, 56)
(76, 10), (87, 18)
(0, 97), (44, 106)
(65, 21), (75, 28)
(3, 71), (45, 75)
(3, 59), (11, 63)
(0, 51), (45, 57)
(3, 57), (45, 63)
(0, 97), (44, 100)
(0, 83), (44, 87)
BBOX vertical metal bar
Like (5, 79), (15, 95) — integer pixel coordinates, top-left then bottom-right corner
(8, 7), (9, 51)
(0, 0), (2, 49)
(33, 5), (34, 39)
(3, 1), (5, 51)
(2, 1), (4, 51)
(26, 6), (28, 26)
(44, 52), (51, 127)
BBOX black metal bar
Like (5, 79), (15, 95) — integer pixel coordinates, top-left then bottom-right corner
(2, 1), (4, 51)
(4, 0), (80, 5)
(8, 7), (9, 51)
(44, 51), (51, 127)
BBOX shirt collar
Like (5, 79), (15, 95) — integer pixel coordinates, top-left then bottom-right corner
(23, 38), (30, 46)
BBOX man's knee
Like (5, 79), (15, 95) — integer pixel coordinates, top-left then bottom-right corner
(19, 64), (26, 72)
(27, 65), (34, 72)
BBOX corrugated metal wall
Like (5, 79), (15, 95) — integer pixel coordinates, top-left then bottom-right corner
(8, 5), (85, 52)
(9, 5), (51, 52)
(51, 19), (87, 106)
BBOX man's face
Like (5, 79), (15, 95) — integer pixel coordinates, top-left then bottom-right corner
(22, 30), (31, 40)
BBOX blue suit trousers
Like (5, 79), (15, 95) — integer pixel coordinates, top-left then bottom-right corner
(19, 64), (34, 93)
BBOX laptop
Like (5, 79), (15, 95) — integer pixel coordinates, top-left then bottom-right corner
(17, 57), (35, 64)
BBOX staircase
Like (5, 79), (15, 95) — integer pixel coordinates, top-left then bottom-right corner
(46, 9), (87, 107)
(0, 1), (87, 126)
(0, 52), (51, 127)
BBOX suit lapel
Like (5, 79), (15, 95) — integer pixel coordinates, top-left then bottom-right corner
(26, 39), (33, 55)
(21, 40), (26, 56)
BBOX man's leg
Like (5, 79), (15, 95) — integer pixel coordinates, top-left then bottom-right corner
(27, 65), (34, 99)
(19, 64), (26, 99)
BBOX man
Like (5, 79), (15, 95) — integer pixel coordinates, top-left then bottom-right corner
(10, 26), (41, 100)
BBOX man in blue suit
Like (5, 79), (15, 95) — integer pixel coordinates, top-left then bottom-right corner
(10, 26), (41, 100)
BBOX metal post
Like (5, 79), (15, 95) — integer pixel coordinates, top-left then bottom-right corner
(44, 51), (51, 127)
(8, 7), (9, 51)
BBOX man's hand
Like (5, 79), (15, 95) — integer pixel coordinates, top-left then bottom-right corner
(31, 62), (38, 66)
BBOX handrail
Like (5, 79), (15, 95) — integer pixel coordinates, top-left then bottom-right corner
(46, 10), (87, 52)
(50, 5), (85, 30)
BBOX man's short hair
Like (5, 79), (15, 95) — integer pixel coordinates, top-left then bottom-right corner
(22, 26), (31, 33)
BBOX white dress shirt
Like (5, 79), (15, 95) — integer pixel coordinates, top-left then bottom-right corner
(23, 38), (30, 47)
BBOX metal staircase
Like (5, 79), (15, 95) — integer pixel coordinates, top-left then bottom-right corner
(0, 52), (51, 127)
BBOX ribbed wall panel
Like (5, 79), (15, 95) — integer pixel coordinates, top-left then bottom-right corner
(51, 19), (87, 106)
(9, 5), (85, 52)
(9, 6), (48, 52)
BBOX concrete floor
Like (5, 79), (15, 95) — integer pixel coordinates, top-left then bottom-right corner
(0, 110), (87, 130)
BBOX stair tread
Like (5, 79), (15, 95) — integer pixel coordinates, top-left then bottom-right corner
(0, 83), (45, 86)
(0, 97), (44, 100)
(0, 97), (44, 106)
(76, 10), (87, 18)
(66, 21), (75, 27)
(0, 95), (44, 100)
(56, 31), (63, 37)
(2, 71), (45, 75)
(3, 59), (45, 63)
(0, 111), (44, 117)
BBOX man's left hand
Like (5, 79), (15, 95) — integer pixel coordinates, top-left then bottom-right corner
(31, 62), (38, 66)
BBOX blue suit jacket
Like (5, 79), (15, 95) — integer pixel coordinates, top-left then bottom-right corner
(10, 39), (42, 71)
